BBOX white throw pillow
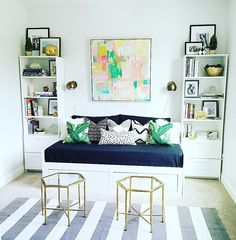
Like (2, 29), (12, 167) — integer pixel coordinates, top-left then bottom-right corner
(108, 119), (131, 133)
(131, 120), (149, 143)
(99, 129), (136, 145)
(60, 117), (84, 140)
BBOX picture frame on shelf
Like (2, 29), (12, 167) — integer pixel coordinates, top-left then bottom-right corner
(26, 28), (50, 55)
(185, 42), (203, 55)
(184, 80), (199, 98)
(207, 131), (218, 140)
(202, 100), (219, 118)
(48, 99), (58, 115)
(39, 37), (61, 57)
(189, 24), (216, 49)
(49, 60), (56, 76)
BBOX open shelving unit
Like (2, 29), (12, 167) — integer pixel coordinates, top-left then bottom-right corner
(181, 54), (228, 178)
(19, 56), (65, 170)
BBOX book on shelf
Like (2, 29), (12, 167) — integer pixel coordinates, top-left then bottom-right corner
(23, 69), (43, 77)
(27, 119), (39, 134)
(183, 123), (193, 138)
(184, 103), (195, 119)
(185, 58), (199, 77)
(34, 91), (53, 97)
(25, 98), (39, 116)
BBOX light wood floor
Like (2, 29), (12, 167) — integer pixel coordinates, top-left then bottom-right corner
(0, 173), (235, 239)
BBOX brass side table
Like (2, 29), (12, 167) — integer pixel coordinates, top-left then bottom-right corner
(116, 176), (164, 233)
(41, 172), (86, 226)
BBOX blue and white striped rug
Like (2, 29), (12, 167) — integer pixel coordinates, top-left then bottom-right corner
(0, 198), (229, 240)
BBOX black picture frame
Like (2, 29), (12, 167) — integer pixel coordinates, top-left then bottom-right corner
(202, 100), (219, 118)
(49, 60), (56, 77)
(184, 80), (199, 98)
(26, 28), (50, 53)
(48, 99), (58, 115)
(185, 41), (203, 55)
(39, 37), (61, 57)
(189, 24), (216, 49)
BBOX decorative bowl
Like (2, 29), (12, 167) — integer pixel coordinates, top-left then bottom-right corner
(204, 64), (224, 77)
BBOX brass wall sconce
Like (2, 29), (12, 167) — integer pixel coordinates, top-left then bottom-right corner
(66, 81), (78, 90)
(167, 81), (177, 91)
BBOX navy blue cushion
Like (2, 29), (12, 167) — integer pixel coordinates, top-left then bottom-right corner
(119, 114), (171, 125)
(72, 114), (120, 124)
(45, 141), (183, 168)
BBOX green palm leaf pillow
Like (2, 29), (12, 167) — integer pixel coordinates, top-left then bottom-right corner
(63, 121), (91, 144)
(148, 120), (173, 145)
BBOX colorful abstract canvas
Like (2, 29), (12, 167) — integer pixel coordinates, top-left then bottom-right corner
(90, 39), (151, 101)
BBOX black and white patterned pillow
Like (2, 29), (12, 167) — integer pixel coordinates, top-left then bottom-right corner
(85, 117), (108, 142)
(131, 120), (149, 143)
(108, 119), (131, 132)
(99, 129), (136, 145)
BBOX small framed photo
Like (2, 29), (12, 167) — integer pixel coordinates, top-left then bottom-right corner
(185, 42), (203, 55)
(49, 60), (56, 76)
(207, 131), (218, 140)
(202, 101), (219, 118)
(26, 28), (50, 55)
(48, 99), (58, 115)
(184, 80), (199, 98)
(39, 37), (61, 57)
(189, 24), (216, 49)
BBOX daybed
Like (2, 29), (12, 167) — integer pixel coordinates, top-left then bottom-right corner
(42, 114), (184, 198)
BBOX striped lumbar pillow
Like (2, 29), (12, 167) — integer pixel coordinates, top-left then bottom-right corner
(85, 117), (108, 142)
(131, 120), (149, 143)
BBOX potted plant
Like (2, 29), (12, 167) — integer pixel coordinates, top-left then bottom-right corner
(25, 37), (33, 56)
(209, 34), (217, 54)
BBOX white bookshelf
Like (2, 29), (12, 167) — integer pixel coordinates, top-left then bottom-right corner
(19, 56), (65, 170)
(181, 54), (228, 178)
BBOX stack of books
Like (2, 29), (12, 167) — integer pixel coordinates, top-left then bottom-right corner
(184, 103), (195, 119)
(183, 124), (193, 138)
(25, 99), (39, 116)
(23, 69), (43, 77)
(27, 119), (39, 134)
(185, 58), (199, 77)
(34, 91), (53, 97)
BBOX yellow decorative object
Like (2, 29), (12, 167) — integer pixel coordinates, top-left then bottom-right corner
(45, 44), (58, 56)
(196, 110), (207, 120)
(205, 65), (224, 76)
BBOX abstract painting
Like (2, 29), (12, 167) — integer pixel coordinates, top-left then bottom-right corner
(90, 39), (151, 101)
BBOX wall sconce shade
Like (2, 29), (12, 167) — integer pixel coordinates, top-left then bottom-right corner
(66, 81), (78, 90)
(167, 81), (177, 91)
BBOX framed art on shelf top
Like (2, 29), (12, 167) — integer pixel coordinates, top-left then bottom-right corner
(26, 28), (50, 54)
(190, 24), (216, 49)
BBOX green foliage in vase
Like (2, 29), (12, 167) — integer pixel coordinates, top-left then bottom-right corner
(25, 37), (33, 51)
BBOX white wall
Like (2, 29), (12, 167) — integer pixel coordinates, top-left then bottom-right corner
(221, 0), (236, 203)
(24, 0), (228, 121)
(0, 0), (26, 186)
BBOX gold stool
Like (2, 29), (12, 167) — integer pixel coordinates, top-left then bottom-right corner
(41, 172), (86, 226)
(116, 176), (164, 233)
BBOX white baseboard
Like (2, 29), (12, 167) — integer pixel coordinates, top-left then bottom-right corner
(221, 176), (236, 203)
(0, 165), (24, 187)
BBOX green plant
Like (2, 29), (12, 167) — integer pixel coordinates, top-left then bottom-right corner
(25, 37), (33, 51)
(209, 34), (217, 50)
